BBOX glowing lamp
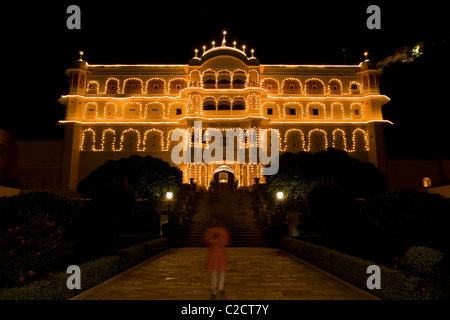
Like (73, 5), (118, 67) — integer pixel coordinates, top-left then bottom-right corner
(166, 192), (173, 200)
(276, 192), (284, 200)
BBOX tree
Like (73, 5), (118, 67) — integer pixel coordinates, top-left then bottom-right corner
(266, 149), (387, 202)
(77, 155), (183, 205)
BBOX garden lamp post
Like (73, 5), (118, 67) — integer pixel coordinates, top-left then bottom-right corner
(276, 191), (284, 218)
(166, 191), (173, 219)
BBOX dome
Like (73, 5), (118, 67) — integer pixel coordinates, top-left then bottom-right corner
(71, 59), (88, 70)
(190, 46), (259, 66)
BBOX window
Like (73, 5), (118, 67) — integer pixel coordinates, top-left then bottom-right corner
(154, 85), (158, 90)
(354, 109), (360, 115)
(110, 85), (115, 90)
(312, 85), (317, 90)
(333, 86), (338, 90)
(176, 108), (182, 115)
(131, 85), (135, 90)
(290, 85), (294, 90)
(268, 85), (272, 90)
(351, 84), (358, 90)
(310, 108), (319, 115)
(267, 108), (273, 115)
(287, 108), (296, 115)
(176, 85), (181, 89)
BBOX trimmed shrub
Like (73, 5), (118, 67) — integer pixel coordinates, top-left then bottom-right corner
(404, 246), (444, 275)
(118, 237), (168, 272)
(282, 237), (443, 300)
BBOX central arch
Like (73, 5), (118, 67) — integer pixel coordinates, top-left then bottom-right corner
(213, 165), (235, 191)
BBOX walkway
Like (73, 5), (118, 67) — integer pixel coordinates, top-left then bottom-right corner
(72, 247), (378, 300)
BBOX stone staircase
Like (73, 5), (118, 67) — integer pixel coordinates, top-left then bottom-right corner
(183, 191), (265, 247)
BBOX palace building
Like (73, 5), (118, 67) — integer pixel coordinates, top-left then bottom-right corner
(58, 33), (391, 191)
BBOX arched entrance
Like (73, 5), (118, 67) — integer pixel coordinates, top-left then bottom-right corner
(213, 165), (234, 191)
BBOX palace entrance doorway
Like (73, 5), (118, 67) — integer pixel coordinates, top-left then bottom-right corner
(213, 165), (234, 191)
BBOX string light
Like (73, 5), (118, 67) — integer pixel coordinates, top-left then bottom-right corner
(306, 128), (328, 152)
(66, 34), (388, 188)
(332, 128), (348, 151)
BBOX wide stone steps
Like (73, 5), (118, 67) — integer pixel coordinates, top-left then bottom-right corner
(183, 191), (265, 247)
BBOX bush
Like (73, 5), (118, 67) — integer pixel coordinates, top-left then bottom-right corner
(361, 190), (450, 251)
(282, 237), (444, 300)
(0, 237), (168, 300)
(0, 193), (83, 288)
(0, 255), (120, 300)
(404, 246), (444, 275)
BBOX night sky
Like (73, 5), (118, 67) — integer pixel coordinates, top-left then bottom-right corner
(2, 1), (449, 158)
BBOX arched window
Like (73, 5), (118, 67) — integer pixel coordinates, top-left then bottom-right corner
(332, 129), (347, 150)
(84, 102), (97, 119)
(352, 129), (368, 152)
(104, 102), (117, 119)
(123, 79), (143, 94)
(105, 78), (119, 94)
(217, 98), (231, 110)
(305, 79), (324, 94)
(331, 103), (344, 119)
(81, 129), (96, 151)
(232, 98), (245, 111)
(329, 79), (342, 94)
(282, 79), (301, 94)
(285, 129), (305, 153)
(189, 70), (201, 87)
(123, 102), (141, 119)
(261, 79), (278, 94)
(101, 129), (116, 151)
(308, 129), (328, 152)
(218, 71), (231, 89)
(87, 82), (98, 94)
(349, 82), (361, 95)
(120, 129), (140, 151)
(143, 129), (164, 151)
(168, 79), (187, 94)
(203, 98), (216, 111)
(233, 71), (246, 89)
(203, 71), (216, 89)
(146, 79), (165, 94)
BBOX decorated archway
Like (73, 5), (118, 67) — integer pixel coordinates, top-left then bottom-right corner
(213, 165), (234, 191)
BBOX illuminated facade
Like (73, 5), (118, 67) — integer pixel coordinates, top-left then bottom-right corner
(58, 35), (390, 190)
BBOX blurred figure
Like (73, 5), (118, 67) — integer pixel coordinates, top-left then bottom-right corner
(204, 215), (229, 299)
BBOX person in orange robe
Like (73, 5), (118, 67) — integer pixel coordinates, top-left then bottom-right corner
(204, 215), (229, 298)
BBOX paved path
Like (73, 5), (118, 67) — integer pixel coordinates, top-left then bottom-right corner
(72, 247), (378, 300)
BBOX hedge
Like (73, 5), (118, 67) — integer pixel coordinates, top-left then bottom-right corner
(0, 237), (168, 300)
(118, 237), (168, 272)
(0, 256), (119, 300)
(281, 237), (443, 300)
